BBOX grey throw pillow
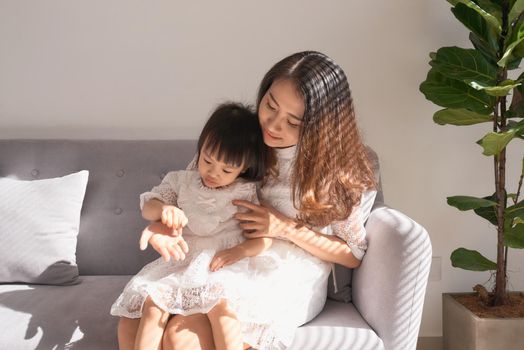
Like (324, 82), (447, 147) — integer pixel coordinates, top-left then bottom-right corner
(0, 171), (89, 285)
(327, 264), (353, 303)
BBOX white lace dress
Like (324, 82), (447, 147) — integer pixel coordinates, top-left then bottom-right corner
(110, 170), (276, 317)
(111, 147), (377, 350)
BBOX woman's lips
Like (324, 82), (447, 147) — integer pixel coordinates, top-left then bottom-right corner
(263, 129), (281, 140)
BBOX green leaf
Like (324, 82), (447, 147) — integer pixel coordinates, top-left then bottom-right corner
(477, 0), (503, 23)
(506, 200), (524, 220)
(420, 69), (495, 113)
(509, 81), (524, 117)
(509, 0), (524, 25)
(505, 224), (524, 248)
(451, 3), (500, 54)
(498, 21), (524, 67)
(447, 195), (498, 210)
(433, 108), (493, 125)
(470, 79), (521, 96)
(474, 193), (499, 225)
(451, 1), (502, 35)
(429, 47), (498, 86)
(470, 32), (499, 64)
(451, 248), (497, 271)
(477, 130), (518, 155)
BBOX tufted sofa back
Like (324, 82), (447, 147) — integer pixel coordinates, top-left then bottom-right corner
(0, 139), (383, 276)
(0, 140), (197, 275)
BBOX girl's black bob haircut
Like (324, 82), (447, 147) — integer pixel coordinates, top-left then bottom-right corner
(197, 102), (267, 181)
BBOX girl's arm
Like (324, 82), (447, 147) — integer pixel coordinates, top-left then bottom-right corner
(209, 238), (272, 271)
(232, 200), (363, 269)
(141, 198), (165, 221)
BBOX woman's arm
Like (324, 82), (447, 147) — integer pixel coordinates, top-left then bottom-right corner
(233, 200), (361, 269)
(284, 225), (361, 268)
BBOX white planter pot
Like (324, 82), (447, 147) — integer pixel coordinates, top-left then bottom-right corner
(442, 293), (524, 350)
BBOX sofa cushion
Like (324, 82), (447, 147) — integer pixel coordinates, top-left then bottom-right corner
(0, 170), (89, 285)
(0, 140), (197, 276)
(0, 275), (130, 350)
(290, 300), (384, 350)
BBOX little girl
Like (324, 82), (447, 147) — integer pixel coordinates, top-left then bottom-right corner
(111, 102), (274, 350)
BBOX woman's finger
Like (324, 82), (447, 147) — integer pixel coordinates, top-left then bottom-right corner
(239, 222), (265, 231)
(232, 200), (263, 212)
(243, 230), (266, 239)
(234, 212), (263, 222)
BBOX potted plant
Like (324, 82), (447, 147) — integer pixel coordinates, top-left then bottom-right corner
(420, 0), (524, 349)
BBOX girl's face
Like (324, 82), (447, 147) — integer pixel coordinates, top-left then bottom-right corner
(258, 79), (305, 148)
(197, 146), (245, 188)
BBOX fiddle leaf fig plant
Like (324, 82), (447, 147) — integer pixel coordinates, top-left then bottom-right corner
(420, 0), (524, 306)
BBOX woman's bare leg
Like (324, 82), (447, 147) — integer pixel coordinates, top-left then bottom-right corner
(207, 299), (243, 350)
(117, 317), (140, 350)
(134, 297), (170, 350)
(163, 313), (215, 350)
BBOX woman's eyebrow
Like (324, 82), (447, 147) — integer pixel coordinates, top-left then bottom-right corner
(269, 92), (302, 121)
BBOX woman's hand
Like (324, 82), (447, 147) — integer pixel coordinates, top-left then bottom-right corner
(161, 205), (188, 235)
(232, 200), (295, 239)
(209, 246), (245, 272)
(139, 221), (189, 262)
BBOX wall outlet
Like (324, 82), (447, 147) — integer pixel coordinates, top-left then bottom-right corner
(429, 256), (441, 281)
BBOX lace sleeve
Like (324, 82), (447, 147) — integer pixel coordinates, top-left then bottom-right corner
(331, 189), (377, 260)
(139, 171), (181, 210)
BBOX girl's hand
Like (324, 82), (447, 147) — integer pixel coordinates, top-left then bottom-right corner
(161, 205), (188, 235)
(139, 221), (189, 262)
(232, 200), (295, 239)
(209, 246), (245, 272)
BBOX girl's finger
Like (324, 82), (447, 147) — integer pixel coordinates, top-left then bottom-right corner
(181, 214), (188, 227)
(166, 243), (179, 260)
(139, 229), (153, 250)
(173, 212), (179, 229)
(161, 211), (167, 225)
(159, 246), (171, 262)
(178, 238), (189, 253)
(167, 212), (174, 228)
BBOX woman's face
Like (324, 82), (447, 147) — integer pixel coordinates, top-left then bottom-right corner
(258, 79), (305, 148)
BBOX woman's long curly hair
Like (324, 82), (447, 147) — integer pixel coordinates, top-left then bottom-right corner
(257, 51), (377, 227)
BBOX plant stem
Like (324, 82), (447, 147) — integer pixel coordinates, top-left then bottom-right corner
(494, 0), (510, 307)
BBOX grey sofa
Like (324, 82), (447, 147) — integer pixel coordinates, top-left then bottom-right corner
(0, 139), (432, 350)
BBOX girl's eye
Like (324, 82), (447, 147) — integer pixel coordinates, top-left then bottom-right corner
(266, 101), (276, 111)
(204, 159), (211, 164)
(222, 169), (232, 174)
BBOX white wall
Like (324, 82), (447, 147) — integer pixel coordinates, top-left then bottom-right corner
(1, 0), (523, 337)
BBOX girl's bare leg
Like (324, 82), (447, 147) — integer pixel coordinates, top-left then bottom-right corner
(117, 317), (140, 350)
(163, 313), (215, 350)
(207, 299), (243, 350)
(134, 297), (170, 350)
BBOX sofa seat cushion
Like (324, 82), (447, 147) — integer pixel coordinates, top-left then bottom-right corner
(289, 300), (384, 350)
(0, 275), (131, 350)
(1, 276), (384, 350)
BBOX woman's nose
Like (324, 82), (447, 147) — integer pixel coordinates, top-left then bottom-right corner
(266, 114), (283, 132)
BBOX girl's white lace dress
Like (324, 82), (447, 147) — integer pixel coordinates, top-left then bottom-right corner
(111, 147), (377, 350)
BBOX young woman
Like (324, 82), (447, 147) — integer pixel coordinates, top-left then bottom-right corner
(135, 51), (378, 350)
